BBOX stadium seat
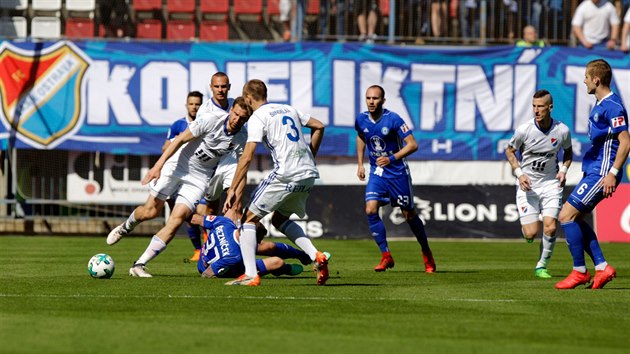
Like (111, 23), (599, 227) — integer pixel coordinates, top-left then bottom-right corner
(167, 19), (195, 40)
(0, 0), (28, 11)
(380, 0), (390, 17)
(199, 20), (229, 41)
(132, 0), (162, 12)
(0, 16), (27, 38)
(307, 0), (320, 15)
(166, 0), (195, 14)
(31, 0), (62, 12)
(31, 16), (61, 39)
(136, 19), (162, 39)
(65, 0), (96, 12)
(65, 17), (95, 38)
(234, 0), (263, 20)
(267, 0), (281, 17)
(200, 0), (229, 15)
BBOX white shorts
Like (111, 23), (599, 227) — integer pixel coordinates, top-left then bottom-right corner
(150, 163), (211, 211)
(516, 178), (562, 225)
(247, 174), (315, 219)
(279, 0), (291, 21)
(205, 154), (237, 201)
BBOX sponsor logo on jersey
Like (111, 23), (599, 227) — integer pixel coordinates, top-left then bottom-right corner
(205, 215), (216, 222)
(381, 127), (389, 135)
(0, 41), (90, 149)
(363, 128), (369, 133)
(611, 116), (626, 128)
(520, 206), (528, 213)
(400, 124), (409, 133)
(550, 138), (557, 147)
(593, 113), (599, 122)
(370, 136), (386, 152)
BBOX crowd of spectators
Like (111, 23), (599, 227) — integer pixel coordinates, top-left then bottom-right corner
(1, 0), (629, 50)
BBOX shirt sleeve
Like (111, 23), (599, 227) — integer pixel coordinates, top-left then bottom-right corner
(394, 115), (413, 140)
(508, 125), (525, 150)
(607, 106), (629, 134)
(247, 113), (265, 143)
(295, 107), (312, 126)
(571, 4), (584, 26)
(562, 125), (573, 150)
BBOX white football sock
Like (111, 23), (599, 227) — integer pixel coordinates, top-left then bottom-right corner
(280, 220), (317, 261)
(240, 223), (259, 277)
(124, 210), (141, 232)
(136, 236), (167, 265)
(536, 234), (556, 269)
(595, 262), (608, 271)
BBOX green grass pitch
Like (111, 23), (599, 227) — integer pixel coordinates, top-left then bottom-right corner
(1, 236), (629, 354)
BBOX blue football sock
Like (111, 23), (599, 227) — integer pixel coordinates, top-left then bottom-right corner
(271, 242), (308, 260)
(578, 220), (606, 266)
(367, 213), (388, 253)
(187, 224), (202, 250)
(561, 221), (586, 268)
(407, 215), (430, 253)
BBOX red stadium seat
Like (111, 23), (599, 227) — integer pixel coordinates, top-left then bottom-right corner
(380, 0), (390, 17)
(132, 0), (162, 11)
(267, 0), (281, 16)
(65, 17), (95, 38)
(166, 0), (195, 14)
(136, 19), (162, 39)
(234, 0), (263, 15)
(167, 19), (195, 40)
(200, 20), (229, 41)
(200, 0), (229, 14)
(307, 0), (320, 15)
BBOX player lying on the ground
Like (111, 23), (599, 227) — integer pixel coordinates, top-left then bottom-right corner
(189, 210), (313, 279)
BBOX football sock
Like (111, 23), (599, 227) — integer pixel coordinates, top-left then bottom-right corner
(407, 215), (431, 253)
(577, 220), (606, 266)
(270, 264), (291, 276)
(536, 233), (556, 269)
(561, 221), (586, 269)
(256, 260), (269, 276)
(240, 223), (259, 277)
(270, 242), (307, 260)
(186, 224), (202, 250)
(124, 210), (141, 232)
(367, 213), (389, 253)
(136, 235), (167, 265)
(279, 220), (317, 260)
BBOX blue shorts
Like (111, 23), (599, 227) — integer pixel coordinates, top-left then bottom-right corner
(197, 256), (265, 278)
(365, 174), (415, 211)
(567, 172), (621, 213)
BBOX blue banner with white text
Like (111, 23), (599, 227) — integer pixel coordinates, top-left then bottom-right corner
(1, 40), (629, 160)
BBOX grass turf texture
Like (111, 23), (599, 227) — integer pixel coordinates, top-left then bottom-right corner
(1, 236), (629, 354)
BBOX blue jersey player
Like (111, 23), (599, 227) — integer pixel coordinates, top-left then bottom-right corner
(355, 85), (436, 273)
(189, 212), (310, 279)
(555, 59), (630, 290)
(163, 91), (204, 262)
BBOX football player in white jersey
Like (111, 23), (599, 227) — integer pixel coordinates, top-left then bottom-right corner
(106, 97), (252, 277)
(223, 79), (330, 286)
(505, 89), (573, 279)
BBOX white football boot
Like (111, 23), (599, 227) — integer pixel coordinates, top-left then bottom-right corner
(106, 223), (128, 245)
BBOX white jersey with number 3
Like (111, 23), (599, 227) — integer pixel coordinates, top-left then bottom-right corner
(247, 103), (319, 181)
(508, 119), (572, 186)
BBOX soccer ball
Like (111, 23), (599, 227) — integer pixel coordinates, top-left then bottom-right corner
(88, 253), (115, 279)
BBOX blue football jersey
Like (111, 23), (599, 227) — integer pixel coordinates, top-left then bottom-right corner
(583, 92), (629, 176)
(355, 109), (413, 178)
(166, 117), (189, 140)
(199, 215), (242, 275)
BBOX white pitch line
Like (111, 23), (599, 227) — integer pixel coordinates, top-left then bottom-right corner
(0, 293), (529, 303)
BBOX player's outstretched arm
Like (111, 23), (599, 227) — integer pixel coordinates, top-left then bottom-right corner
(142, 129), (195, 185)
(224, 142), (256, 213)
(556, 147), (573, 187)
(603, 130), (630, 197)
(505, 145), (531, 191)
(305, 117), (325, 157)
(356, 135), (366, 181)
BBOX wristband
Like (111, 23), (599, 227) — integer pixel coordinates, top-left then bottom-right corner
(609, 167), (619, 176)
(559, 165), (568, 174)
(514, 167), (524, 178)
(389, 155), (397, 162)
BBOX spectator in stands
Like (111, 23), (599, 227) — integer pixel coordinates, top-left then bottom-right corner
(320, 0), (347, 39)
(431, 0), (448, 38)
(459, 0), (479, 41)
(621, 7), (630, 52)
(280, 0), (292, 41)
(571, 0), (620, 50)
(516, 25), (546, 47)
(100, 0), (129, 38)
(356, 0), (380, 43)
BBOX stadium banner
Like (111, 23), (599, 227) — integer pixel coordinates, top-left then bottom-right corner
(1, 40), (630, 160)
(262, 185), (591, 239)
(595, 183), (630, 243)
